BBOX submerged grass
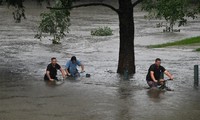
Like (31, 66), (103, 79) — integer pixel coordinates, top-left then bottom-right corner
(196, 48), (200, 51)
(148, 36), (200, 49)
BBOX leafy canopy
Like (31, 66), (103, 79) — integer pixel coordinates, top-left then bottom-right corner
(142, 0), (199, 28)
(35, 0), (73, 44)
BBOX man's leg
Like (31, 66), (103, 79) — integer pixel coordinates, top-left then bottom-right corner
(75, 69), (80, 77)
(70, 69), (79, 77)
(67, 68), (72, 77)
(147, 80), (158, 88)
(44, 74), (50, 81)
(158, 80), (172, 91)
(53, 76), (58, 81)
(158, 81), (165, 89)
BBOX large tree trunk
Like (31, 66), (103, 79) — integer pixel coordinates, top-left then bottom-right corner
(117, 0), (135, 74)
(46, 0), (137, 74)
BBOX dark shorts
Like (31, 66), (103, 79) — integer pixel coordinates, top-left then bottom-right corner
(147, 80), (158, 88)
(146, 80), (165, 88)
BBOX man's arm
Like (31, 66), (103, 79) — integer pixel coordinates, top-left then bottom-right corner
(77, 60), (85, 72)
(65, 61), (71, 76)
(80, 64), (84, 72)
(164, 70), (174, 80)
(60, 68), (66, 78)
(46, 71), (54, 81)
(65, 68), (70, 76)
(150, 71), (158, 83)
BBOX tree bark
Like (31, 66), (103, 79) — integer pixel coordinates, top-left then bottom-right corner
(117, 0), (135, 74)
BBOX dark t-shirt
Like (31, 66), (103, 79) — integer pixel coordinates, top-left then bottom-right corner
(146, 64), (166, 81)
(44, 63), (61, 80)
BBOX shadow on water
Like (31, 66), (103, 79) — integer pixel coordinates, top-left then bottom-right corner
(147, 89), (165, 102)
(117, 75), (135, 99)
(115, 75), (135, 120)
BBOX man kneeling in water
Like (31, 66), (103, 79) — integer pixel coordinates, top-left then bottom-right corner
(146, 58), (174, 91)
(65, 56), (84, 77)
(44, 57), (66, 81)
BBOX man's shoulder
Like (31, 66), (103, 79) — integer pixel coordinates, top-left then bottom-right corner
(46, 63), (53, 70)
(67, 60), (71, 63)
(150, 64), (156, 67)
(56, 63), (60, 66)
(47, 63), (52, 67)
(65, 61), (72, 67)
(159, 65), (165, 69)
(76, 60), (81, 63)
(55, 63), (61, 67)
(149, 64), (156, 71)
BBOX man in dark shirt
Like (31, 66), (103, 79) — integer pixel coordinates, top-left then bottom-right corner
(146, 58), (173, 89)
(44, 57), (66, 81)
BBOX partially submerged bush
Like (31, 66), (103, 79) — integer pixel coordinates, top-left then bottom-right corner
(91, 26), (113, 36)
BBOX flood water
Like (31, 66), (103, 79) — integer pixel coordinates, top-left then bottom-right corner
(0, 2), (200, 120)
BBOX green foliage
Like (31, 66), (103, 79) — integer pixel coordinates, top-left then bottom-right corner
(91, 26), (113, 36)
(149, 36), (200, 48)
(35, 0), (72, 44)
(142, 0), (199, 32)
(0, 0), (26, 23)
(1, 0), (54, 22)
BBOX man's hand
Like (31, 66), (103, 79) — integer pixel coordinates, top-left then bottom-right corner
(63, 75), (66, 79)
(67, 73), (71, 76)
(164, 70), (174, 80)
(154, 80), (158, 83)
(80, 64), (84, 73)
(169, 76), (174, 80)
(49, 79), (54, 81)
(159, 79), (165, 82)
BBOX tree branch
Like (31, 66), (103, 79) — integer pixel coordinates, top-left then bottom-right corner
(132, 0), (143, 8)
(47, 3), (119, 14)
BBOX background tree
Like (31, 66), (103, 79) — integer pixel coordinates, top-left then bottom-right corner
(46, 0), (142, 74)
(0, 0), (26, 22)
(35, 0), (71, 44)
(142, 0), (199, 32)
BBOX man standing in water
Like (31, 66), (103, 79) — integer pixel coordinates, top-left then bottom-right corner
(146, 58), (174, 90)
(65, 56), (84, 77)
(44, 57), (66, 81)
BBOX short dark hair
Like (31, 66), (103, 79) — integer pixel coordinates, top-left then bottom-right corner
(71, 56), (76, 61)
(51, 57), (56, 61)
(155, 58), (161, 62)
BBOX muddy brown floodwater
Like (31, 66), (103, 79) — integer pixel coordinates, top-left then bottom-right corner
(0, 2), (200, 120)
